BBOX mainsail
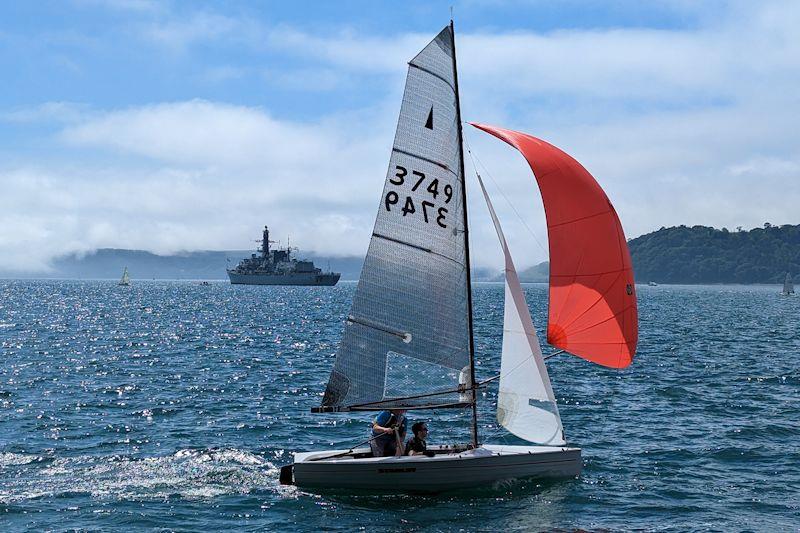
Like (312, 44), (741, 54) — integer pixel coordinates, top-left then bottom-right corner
(471, 124), (638, 368)
(119, 267), (130, 286)
(319, 25), (471, 411)
(478, 175), (565, 445)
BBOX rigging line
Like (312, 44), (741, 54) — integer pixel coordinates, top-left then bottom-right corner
(478, 349), (566, 386)
(308, 434), (382, 461)
(344, 383), (476, 409)
(462, 131), (549, 258)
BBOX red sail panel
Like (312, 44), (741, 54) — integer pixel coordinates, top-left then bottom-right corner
(471, 123), (637, 368)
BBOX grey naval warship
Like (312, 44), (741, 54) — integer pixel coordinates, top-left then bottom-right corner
(227, 226), (340, 286)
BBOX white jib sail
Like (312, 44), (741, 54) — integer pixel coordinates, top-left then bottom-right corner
(477, 175), (566, 445)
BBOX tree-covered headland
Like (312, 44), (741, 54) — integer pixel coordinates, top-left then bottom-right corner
(629, 223), (800, 284)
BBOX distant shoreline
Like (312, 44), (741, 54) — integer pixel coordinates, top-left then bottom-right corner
(5, 221), (799, 285)
(0, 277), (789, 287)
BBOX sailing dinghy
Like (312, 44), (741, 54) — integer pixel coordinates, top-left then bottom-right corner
(782, 273), (794, 295)
(118, 266), (131, 286)
(280, 22), (637, 492)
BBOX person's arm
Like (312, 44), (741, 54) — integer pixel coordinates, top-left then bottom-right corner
(371, 413), (395, 435)
(406, 438), (422, 456)
(394, 430), (405, 456)
(371, 422), (396, 434)
(392, 416), (406, 456)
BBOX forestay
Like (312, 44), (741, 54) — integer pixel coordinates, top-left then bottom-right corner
(477, 176), (565, 445)
(319, 26), (471, 411)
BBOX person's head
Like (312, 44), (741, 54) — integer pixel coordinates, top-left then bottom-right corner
(412, 421), (428, 439)
(390, 409), (407, 416)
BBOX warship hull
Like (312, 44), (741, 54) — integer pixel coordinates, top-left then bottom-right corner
(227, 271), (340, 286)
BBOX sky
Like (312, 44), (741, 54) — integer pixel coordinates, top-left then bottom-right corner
(1, 0), (798, 272)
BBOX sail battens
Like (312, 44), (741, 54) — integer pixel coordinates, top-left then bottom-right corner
(392, 148), (452, 172)
(346, 315), (410, 342)
(371, 232), (432, 253)
(371, 233), (461, 264)
(319, 25), (470, 411)
(407, 62), (456, 92)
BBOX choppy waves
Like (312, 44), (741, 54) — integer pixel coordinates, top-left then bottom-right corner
(0, 448), (276, 503)
(1, 280), (798, 530)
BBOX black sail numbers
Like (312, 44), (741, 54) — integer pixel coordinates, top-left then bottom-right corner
(318, 25), (469, 412)
(385, 164), (452, 229)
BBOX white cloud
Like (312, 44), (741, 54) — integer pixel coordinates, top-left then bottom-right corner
(0, 101), (397, 272)
(73, 0), (163, 13)
(261, 67), (353, 92)
(2, 1), (799, 273)
(265, 26), (432, 73)
(453, 1), (800, 254)
(140, 12), (244, 53)
(1, 102), (92, 124)
(58, 100), (398, 200)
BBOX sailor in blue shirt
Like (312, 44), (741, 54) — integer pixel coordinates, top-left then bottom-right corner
(370, 409), (407, 457)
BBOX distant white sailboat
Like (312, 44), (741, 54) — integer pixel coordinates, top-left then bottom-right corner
(280, 21), (638, 492)
(782, 273), (794, 295)
(118, 266), (130, 286)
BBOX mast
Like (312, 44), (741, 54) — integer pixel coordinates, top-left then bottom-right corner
(315, 24), (477, 416)
(450, 19), (479, 448)
(261, 226), (270, 257)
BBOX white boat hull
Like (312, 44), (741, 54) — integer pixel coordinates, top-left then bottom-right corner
(285, 444), (581, 492)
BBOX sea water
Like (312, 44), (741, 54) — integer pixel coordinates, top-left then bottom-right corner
(0, 280), (797, 531)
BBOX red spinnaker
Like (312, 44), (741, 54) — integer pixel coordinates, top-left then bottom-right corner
(471, 123), (638, 368)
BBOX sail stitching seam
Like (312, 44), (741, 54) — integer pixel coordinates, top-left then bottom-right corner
(558, 304), (636, 342)
(551, 229), (588, 335)
(547, 209), (611, 229)
(550, 267), (634, 277)
(557, 269), (625, 334)
(557, 293), (636, 348)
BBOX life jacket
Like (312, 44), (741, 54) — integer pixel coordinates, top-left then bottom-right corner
(372, 412), (405, 439)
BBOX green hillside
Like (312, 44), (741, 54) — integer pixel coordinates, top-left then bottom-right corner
(1, 249), (365, 281)
(629, 224), (800, 284)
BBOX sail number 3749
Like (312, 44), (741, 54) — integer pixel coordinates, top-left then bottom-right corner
(385, 165), (452, 228)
